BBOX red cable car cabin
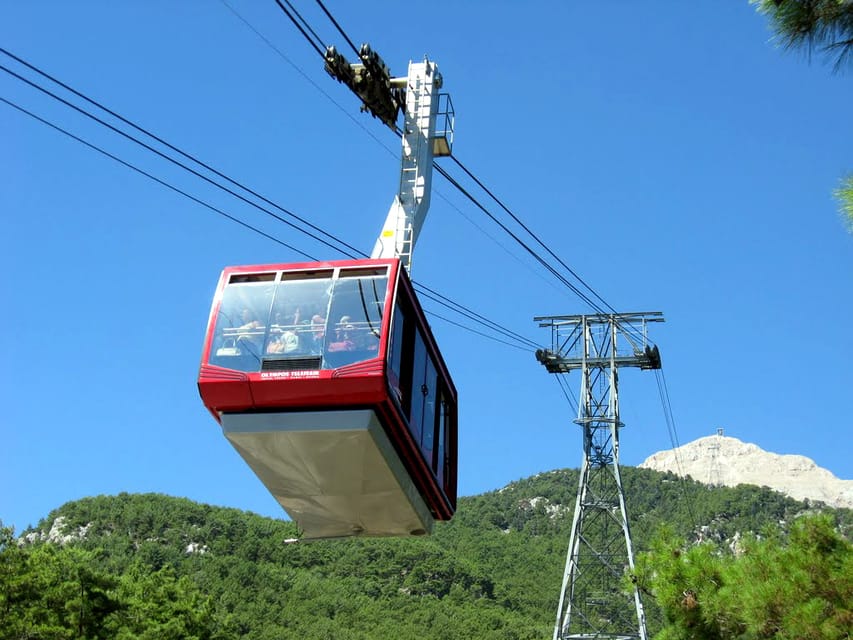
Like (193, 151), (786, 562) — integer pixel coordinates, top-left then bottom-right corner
(198, 258), (457, 539)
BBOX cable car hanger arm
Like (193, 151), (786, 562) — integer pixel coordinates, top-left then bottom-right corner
(324, 45), (454, 272)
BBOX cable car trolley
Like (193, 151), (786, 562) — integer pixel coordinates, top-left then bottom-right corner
(198, 53), (457, 539)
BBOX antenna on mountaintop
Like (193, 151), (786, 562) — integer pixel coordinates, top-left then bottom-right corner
(535, 312), (664, 640)
(707, 427), (725, 486)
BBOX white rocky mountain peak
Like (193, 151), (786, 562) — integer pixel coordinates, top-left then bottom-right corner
(639, 433), (853, 510)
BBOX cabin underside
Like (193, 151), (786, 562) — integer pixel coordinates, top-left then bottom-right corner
(220, 408), (435, 539)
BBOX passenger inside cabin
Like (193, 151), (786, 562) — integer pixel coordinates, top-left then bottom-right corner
(238, 308), (261, 331)
(328, 315), (356, 352)
(309, 314), (326, 353)
(267, 308), (301, 354)
(236, 309), (262, 338)
(266, 330), (299, 354)
(234, 308), (263, 354)
(359, 327), (380, 352)
(236, 307), (264, 338)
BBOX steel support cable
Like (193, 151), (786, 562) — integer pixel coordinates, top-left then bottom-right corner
(653, 369), (682, 467)
(272, 0), (326, 58)
(4, 35), (568, 349)
(5, 91), (534, 355)
(303, 1), (610, 322)
(221, 0), (399, 161)
(1, 97), (315, 260)
(443, 160), (650, 349)
(401, 119), (641, 351)
(2, 76), (529, 352)
(280, 0), (327, 54)
(430, 188), (573, 301)
(449, 155), (618, 317)
(264, 2), (653, 349)
(314, 0), (361, 58)
(377, 118), (544, 349)
(433, 162), (609, 314)
(414, 283), (541, 350)
(448, 158), (652, 349)
(423, 309), (533, 352)
(555, 374), (579, 415)
(653, 367), (698, 530)
(421, 301), (537, 351)
(437, 163), (605, 315)
(3, 66), (532, 354)
(262, 4), (623, 339)
(224, 5), (547, 351)
(0, 61), (359, 260)
(388, 125), (546, 284)
(0, 47), (363, 260)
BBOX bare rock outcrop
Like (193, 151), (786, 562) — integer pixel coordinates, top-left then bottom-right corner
(640, 434), (853, 509)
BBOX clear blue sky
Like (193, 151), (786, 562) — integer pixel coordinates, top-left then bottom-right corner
(2, 2), (851, 533)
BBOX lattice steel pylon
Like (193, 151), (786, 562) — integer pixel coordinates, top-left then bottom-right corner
(535, 313), (664, 640)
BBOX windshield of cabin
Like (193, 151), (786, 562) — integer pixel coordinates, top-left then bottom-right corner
(208, 267), (388, 372)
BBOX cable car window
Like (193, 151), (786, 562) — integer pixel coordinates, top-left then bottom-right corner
(420, 357), (438, 465)
(337, 267), (387, 278)
(436, 391), (448, 491)
(388, 304), (406, 400)
(323, 270), (388, 369)
(209, 267), (390, 372)
(209, 278), (276, 372)
(280, 269), (333, 281)
(408, 329), (428, 446)
(229, 272), (276, 284)
(264, 275), (333, 358)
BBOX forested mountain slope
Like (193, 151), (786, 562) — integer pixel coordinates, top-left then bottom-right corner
(5, 467), (850, 639)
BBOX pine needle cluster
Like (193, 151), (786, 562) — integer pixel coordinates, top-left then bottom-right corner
(753, 0), (853, 71)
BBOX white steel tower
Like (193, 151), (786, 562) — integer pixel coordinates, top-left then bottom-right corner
(535, 313), (663, 640)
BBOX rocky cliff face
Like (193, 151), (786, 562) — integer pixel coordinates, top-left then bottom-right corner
(640, 434), (853, 510)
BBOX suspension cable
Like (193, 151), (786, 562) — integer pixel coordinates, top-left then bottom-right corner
(0, 59), (360, 259)
(314, 0), (361, 58)
(272, 0), (325, 58)
(0, 46), (363, 259)
(1, 57), (535, 349)
(654, 368), (699, 530)
(1, 97), (315, 260)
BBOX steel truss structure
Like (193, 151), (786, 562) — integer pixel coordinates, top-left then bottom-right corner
(535, 313), (663, 640)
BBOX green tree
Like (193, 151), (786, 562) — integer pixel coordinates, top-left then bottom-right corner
(752, 0), (853, 229)
(836, 174), (853, 231)
(0, 521), (219, 640)
(633, 514), (852, 639)
(14, 478), (851, 639)
(0, 527), (121, 640)
(110, 563), (217, 640)
(752, 0), (853, 70)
